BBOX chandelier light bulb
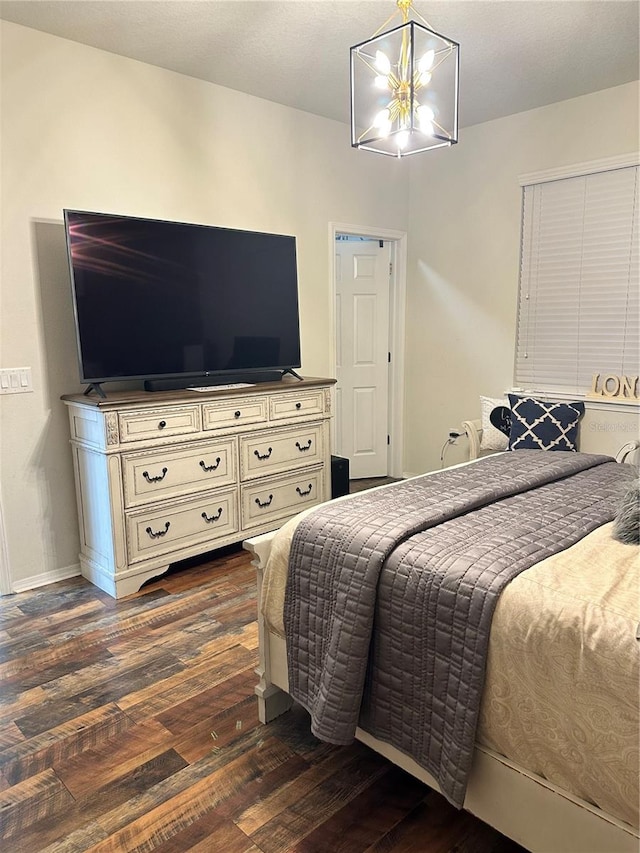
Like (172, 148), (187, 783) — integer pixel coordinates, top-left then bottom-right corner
(419, 49), (435, 72)
(418, 71), (432, 86)
(374, 75), (389, 90)
(396, 130), (410, 149)
(374, 108), (392, 135)
(417, 104), (435, 134)
(417, 104), (434, 134)
(374, 50), (392, 74)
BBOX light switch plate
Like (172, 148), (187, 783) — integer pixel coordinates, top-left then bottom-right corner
(0, 367), (33, 394)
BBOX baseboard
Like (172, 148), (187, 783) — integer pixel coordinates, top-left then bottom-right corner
(10, 563), (81, 594)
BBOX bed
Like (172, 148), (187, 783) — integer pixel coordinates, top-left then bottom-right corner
(243, 450), (639, 853)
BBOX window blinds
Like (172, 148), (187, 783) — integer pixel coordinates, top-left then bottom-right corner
(515, 164), (639, 397)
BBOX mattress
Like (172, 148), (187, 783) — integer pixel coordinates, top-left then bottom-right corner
(260, 489), (639, 827)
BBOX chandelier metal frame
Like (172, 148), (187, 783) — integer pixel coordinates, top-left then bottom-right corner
(350, 0), (459, 157)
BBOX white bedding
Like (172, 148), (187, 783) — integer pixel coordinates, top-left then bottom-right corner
(260, 506), (639, 828)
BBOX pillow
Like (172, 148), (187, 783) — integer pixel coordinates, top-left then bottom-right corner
(507, 394), (585, 451)
(480, 396), (509, 451)
(489, 405), (511, 437)
(612, 479), (640, 545)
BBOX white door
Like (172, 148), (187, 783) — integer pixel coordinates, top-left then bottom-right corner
(335, 239), (391, 479)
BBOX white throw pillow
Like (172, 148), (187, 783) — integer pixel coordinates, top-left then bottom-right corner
(480, 395), (509, 452)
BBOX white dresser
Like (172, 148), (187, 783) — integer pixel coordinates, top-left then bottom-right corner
(62, 377), (335, 598)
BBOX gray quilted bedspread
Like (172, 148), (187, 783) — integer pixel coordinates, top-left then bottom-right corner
(283, 450), (634, 807)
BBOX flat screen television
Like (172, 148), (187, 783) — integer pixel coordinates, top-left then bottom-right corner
(63, 210), (302, 395)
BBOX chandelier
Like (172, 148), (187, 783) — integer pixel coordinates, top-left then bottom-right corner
(350, 0), (459, 157)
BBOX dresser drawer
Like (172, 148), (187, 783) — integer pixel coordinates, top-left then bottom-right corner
(203, 397), (267, 431)
(241, 466), (324, 530)
(269, 390), (325, 421)
(126, 488), (239, 563)
(122, 438), (236, 508)
(240, 423), (324, 480)
(118, 406), (201, 443)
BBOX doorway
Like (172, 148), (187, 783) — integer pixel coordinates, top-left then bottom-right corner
(329, 223), (407, 480)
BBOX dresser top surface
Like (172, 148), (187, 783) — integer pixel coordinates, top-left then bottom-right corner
(61, 376), (336, 410)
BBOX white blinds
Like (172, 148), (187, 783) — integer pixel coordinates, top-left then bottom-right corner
(515, 164), (639, 397)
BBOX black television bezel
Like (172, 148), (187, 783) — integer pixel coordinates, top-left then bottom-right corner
(63, 209), (302, 391)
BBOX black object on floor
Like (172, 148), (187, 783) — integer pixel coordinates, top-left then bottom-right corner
(331, 454), (350, 499)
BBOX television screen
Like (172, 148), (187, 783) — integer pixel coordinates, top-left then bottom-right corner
(64, 210), (301, 388)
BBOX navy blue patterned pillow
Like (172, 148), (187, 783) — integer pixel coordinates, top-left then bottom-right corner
(507, 394), (585, 451)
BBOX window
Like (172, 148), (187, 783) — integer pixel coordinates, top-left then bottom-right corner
(515, 160), (639, 399)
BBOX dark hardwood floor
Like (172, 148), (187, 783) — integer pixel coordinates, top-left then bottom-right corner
(0, 541), (527, 852)
(348, 477), (403, 494)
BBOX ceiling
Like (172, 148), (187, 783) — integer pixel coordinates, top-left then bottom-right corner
(1, 0), (638, 129)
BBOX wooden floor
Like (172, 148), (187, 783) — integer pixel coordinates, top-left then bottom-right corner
(348, 477), (403, 494)
(0, 543), (528, 852)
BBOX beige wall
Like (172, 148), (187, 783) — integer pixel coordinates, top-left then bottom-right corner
(0, 21), (409, 589)
(404, 81), (640, 474)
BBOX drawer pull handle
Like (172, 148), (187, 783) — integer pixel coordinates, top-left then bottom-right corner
(158, 420), (167, 430)
(234, 410), (242, 418)
(296, 439), (312, 452)
(202, 508), (223, 524)
(296, 484), (313, 497)
(295, 402), (302, 409)
(254, 447), (273, 461)
(255, 494), (274, 509)
(199, 457), (221, 472)
(146, 521), (170, 539)
(142, 467), (168, 484)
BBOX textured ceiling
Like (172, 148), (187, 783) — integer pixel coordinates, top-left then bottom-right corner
(1, 0), (638, 128)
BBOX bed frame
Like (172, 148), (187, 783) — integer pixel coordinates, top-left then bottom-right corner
(244, 529), (639, 853)
(461, 419), (640, 465)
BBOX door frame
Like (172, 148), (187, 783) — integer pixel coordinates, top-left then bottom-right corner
(328, 222), (407, 479)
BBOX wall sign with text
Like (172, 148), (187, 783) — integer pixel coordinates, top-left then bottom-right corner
(588, 374), (639, 400)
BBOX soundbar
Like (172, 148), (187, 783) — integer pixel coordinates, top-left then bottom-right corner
(143, 371), (286, 392)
